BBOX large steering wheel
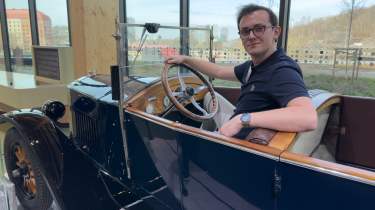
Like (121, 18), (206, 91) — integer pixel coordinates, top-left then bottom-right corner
(162, 63), (218, 121)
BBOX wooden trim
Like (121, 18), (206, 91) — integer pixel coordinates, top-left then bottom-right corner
(316, 96), (341, 112)
(126, 107), (282, 157)
(281, 151), (375, 182)
(128, 76), (208, 115)
(268, 132), (297, 150)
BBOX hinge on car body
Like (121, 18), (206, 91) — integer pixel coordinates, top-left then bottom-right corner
(273, 169), (282, 197)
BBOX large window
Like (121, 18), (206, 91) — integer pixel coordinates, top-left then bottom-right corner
(5, 0), (32, 74)
(190, 0), (280, 87)
(35, 0), (70, 46)
(126, 0), (180, 76)
(288, 0), (375, 97)
(126, 0), (179, 25)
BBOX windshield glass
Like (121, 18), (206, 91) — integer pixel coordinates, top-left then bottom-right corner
(119, 23), (212, 78)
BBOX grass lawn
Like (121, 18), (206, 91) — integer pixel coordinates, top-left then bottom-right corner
(304, 74), (375, 97)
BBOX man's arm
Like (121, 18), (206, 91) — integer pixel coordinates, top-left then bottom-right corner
(219, 96), (317, 137)
(165, 55), (238, 81)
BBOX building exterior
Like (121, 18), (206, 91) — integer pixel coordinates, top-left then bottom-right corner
(6, 9), (52, 55)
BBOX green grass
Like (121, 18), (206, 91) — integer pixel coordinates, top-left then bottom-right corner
(304, 74), (375, 97)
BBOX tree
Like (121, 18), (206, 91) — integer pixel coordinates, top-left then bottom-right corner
(341, 0), (366, 79)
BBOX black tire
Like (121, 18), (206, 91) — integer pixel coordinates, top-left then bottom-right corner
(4, 128), (53, 210)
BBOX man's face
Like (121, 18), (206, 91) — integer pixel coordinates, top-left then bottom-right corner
(239, 10), (280, 58)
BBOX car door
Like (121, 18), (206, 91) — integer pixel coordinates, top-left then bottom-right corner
(128, 111), (283, 210)
(276, 152), (375, 210)
(176, 132), (279, 210)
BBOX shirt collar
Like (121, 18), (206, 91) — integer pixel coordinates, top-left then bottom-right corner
(251, 48), (284, 71)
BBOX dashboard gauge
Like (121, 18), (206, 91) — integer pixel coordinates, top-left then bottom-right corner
(146, 96), (157, 114)
(146, 103), (155, 114)
(163, 96), (170, 108)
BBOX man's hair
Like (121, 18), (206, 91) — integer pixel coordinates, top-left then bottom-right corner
(236, 4), (278, 29)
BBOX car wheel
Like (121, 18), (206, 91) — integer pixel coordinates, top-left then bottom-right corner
(4, 128), (53, 210)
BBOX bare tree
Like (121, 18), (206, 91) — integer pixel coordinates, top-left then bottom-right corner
(341, 0), (366, 80)
(256, 0), (277, 10)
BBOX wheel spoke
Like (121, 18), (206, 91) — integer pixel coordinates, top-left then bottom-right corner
(15, 146), (26, 162)
(177, 69), (187, 91)
(191, 97), (208, 116)
(24, 171), (37, 194)
(193, 85), (207, 94)
(172, 91), (185, 97)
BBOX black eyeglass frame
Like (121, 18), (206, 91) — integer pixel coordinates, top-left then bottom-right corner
(238, 24), (275, 39)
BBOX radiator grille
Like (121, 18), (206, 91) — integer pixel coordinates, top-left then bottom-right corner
(74, 110), (102, 155)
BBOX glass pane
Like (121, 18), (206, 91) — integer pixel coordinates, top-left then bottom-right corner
(128, 26), (181, 77)
(35, 0), (70, 46)
(124, 23), (211, 79)
(127, 0), (179, 25)
(190, 0), (280, 87)
(0, 21), (5, 72)
(349, 0), (375, 96)
(5, 0), (33, 74)
(288, 0), (375, 97)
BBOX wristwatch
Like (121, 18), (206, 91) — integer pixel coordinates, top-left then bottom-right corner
(240, 113), (251, 127)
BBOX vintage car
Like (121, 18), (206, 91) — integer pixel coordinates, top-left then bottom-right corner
(0, 23), (374, 210)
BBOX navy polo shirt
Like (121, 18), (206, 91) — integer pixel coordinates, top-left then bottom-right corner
(232, 48), (309, 139)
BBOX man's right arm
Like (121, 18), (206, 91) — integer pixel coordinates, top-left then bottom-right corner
(165, 55), (238, 81)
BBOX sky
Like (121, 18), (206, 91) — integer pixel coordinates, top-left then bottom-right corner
(5, 0), (69, 26)
(6, 0), (375, 28)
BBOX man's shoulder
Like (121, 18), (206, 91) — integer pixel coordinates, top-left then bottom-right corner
(235, 60), (251, 70)
(270, 54), (302, 75)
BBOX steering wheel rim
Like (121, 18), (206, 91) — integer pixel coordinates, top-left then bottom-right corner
(162, 63), (218, 121)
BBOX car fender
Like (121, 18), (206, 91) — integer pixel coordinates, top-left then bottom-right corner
(0, 109), (64, 204)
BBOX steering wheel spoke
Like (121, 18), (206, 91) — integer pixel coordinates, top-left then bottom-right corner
(194, 85), (208, 95)
(172, 91), (185, 98)
(190, 97), (208, 116)
(177, 69), (187, 91)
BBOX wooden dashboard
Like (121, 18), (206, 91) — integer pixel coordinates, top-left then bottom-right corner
(127, 76), (208, 115)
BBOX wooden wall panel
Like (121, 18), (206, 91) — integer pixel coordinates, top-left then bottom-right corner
(83, 0), (117, 74)
(70, 0), (117, 76)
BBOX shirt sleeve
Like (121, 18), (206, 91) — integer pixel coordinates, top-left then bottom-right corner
(234, 61), (250, 84)
(268, 66), (310, 107)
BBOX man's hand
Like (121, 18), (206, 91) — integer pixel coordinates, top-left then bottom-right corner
(164, 55), (188, 64)
(219, 114), (243, 137)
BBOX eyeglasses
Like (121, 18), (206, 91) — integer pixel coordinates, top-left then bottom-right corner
(238, 25), (274, 39)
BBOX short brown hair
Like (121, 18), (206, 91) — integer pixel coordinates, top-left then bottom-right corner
(237, 4), (278, 29)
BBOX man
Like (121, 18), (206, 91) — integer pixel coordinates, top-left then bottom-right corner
(165, 4), (317, 139)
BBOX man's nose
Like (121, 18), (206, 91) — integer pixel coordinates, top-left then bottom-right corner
(248, 30), (256, 39)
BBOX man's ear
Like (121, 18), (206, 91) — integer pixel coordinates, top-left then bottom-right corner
(274, 26), (281, 41)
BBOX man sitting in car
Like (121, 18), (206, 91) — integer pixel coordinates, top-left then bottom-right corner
(165, 4), (317, 139)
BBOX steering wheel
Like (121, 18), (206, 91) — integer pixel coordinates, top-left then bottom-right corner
(162, 63), (218, 121)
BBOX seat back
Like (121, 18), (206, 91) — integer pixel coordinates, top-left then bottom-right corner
(288, 90), (340, 156)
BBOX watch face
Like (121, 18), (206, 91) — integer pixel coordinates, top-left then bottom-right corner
(241, 113), (250, 127)
(241, 113), (249, 121)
